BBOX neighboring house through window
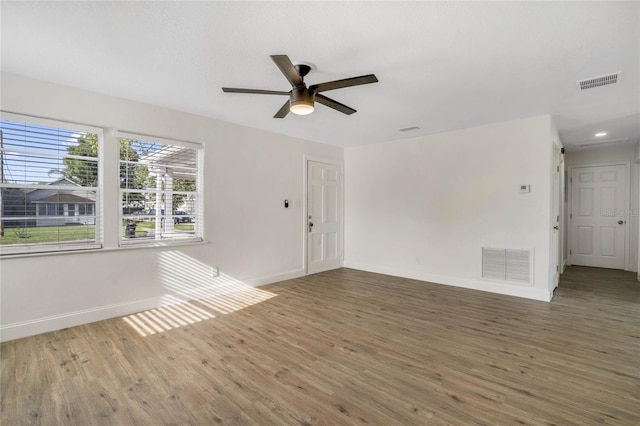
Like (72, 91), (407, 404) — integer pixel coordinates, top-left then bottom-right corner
(0, 113), (102, 255)
(30, 178), (96, 226)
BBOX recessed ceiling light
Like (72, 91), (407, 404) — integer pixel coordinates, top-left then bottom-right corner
(595, 132), (607, 137)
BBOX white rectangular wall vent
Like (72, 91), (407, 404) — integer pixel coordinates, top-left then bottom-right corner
(482, 247), (532, 285)
(576, 72), (621, 91)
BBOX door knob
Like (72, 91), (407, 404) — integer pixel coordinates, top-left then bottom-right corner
(308, 222), (314, 232)
(553, 226), (559, 230)
(618, 220), (624, 225)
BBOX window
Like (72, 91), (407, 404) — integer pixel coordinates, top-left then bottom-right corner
(0, 113), (102, 255)
(118, 132), (202, 245)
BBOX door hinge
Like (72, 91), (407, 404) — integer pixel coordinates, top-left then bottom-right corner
(570, 213), (572, 219)
(556, 265), (559, 271)
(570, 249), (572, 255)
(557, 166), (560, 172)
(570, 177), (572, 183)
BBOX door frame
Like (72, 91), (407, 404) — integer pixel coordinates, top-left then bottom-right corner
(303, 156), (344, 275)
(550, 142), (562, 289)
(559, 149), (566, 274)
(567, 161), (631, 271)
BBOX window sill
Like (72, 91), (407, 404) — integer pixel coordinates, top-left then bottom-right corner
(0, 239), (210, 260)
(118, 238), (207, 251)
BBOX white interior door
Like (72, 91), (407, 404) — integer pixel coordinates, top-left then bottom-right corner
(307, 160), (342, 274)
(570, 164), (627, 269)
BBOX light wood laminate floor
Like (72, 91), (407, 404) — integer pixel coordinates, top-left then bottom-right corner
(2, 266), (639, 425)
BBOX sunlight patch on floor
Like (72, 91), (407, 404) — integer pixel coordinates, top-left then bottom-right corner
(123, 250), (277, 336)
(123, 295), (215, 337)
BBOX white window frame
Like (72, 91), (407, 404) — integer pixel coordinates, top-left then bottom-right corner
(116, 131), (203, 247)
(0, 111), (103, 255)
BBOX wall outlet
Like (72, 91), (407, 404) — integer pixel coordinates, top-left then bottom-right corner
(519, 184), (531, 193)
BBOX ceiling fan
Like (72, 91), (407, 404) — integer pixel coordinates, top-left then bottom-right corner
(222, 54), (378, 118)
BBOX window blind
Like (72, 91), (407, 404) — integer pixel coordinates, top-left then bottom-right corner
(0, 113), (102, 255)
(118, 133), (202, 245)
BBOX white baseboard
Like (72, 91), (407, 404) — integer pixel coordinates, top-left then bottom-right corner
(343, 260), (552, 302)
(0, 269), (306, 343)
(244, 268), (305, 287)
(0, 297), (162, 343)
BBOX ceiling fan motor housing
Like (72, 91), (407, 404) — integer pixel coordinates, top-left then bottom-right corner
(290, 87), (316, 115)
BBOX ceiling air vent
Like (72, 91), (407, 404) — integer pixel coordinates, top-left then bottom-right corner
(579, 138), (629, 148)
(398, 126), (420, 132)
(577, 72), (622, 91)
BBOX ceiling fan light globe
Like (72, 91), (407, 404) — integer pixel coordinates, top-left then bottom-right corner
(290, 102), (315, 115)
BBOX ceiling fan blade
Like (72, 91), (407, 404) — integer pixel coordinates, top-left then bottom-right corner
(274, 100), (290, 118)
(315, 93), (357, 115)
(222, 87), (289, 95)
(270, 55), (304, 87)
(310, 74), (378, 93)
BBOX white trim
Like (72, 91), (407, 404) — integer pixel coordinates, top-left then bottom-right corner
(343, 260), (552, 302)
(242, 268), (305, 287)
(0, 239), (209, 259)
(559, 149), (567, 277)
(303, 155), (344, 275)
(1, 110), (103, 135)
(550, 142), (562, 290)
(120, 236), (203, 247)
(0, 296), (162, 342)
(567, 161), (631, 270)
(196, 141), (205, 241)
(0, 242), (101, 256)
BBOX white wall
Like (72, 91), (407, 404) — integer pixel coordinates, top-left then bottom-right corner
(0, 73), (342, 341)
(344, 116), (556, 301)
(564, 144), (639, 272)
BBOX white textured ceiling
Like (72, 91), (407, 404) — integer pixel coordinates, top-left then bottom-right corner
(1, 1), (638, 149)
